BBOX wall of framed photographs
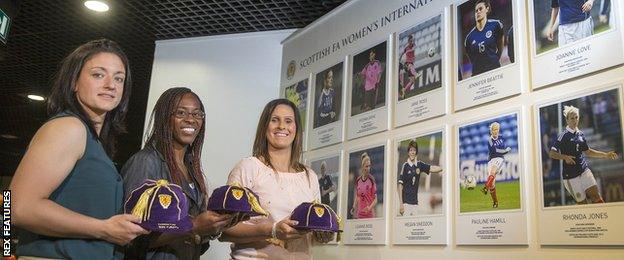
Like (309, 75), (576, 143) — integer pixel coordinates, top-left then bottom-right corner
(281, 0), (624, 258)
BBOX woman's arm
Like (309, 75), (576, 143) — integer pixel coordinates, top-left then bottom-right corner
(368, 197), (378, 213)
(11, 117), (145, 245)
(584, 148), (618, 160)
(548, 149), (576, 165)
(147, 211), (234, 248)
(220, 216), (308, 244)
(547, 7), (559, 41)
(220, 218), (273, 244)
(430, 165), (443, 174)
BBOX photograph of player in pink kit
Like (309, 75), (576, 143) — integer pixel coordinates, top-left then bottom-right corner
(351, 41), (387, 116)
(348, 145), (385, 219)
(398, 14), (443, 101)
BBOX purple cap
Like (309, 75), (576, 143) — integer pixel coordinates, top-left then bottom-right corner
(124, 179), (192, 233)
(207, 184), (268, 217)
(290, 202), (342, 233)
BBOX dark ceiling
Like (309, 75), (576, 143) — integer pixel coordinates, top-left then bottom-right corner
(0, 0), (346, 176)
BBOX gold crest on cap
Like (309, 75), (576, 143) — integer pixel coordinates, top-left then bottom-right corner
(159, 194), (172, 209)
(232, 189), (244, 200)
(314, 206), (325, 218)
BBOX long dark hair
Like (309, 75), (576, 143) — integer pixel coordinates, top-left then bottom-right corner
(47, 39), (132, 158)
(252, 99), (307, 174)
(145, 87), (208, 203)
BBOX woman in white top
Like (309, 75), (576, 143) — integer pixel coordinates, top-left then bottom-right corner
(222, 99), (333, 259)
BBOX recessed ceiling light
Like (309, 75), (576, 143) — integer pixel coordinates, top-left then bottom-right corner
(0, 134), (19, 140)
(84, 1), (109, 12)
(27, 94), (45, 101)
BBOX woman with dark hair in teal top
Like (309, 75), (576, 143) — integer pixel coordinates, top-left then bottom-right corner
(10, 39), (148, 259)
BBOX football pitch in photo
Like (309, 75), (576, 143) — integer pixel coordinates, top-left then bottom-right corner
(460, 180), (521, 213)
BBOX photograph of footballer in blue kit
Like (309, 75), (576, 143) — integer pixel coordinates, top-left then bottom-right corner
(458, 113), (521, 213)
(396, 132), (444, 217)
(313, 62), (343, 129)
(532, 0), (613, 55)
(538, 88), (623, 207)
(285, 78), (308, 132)
(457, 0), (515, 80)
(398, 15), (443, 101)
(310, 155), (341, 213)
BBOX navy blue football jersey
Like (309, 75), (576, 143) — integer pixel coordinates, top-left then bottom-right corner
(551, 128), (590, 179)
(551, 0), (591, 25)
(488, 136), (510, 160)
(318, 88), (334, 116)
(464, 19), (503, 76)
(398, 161), (431, 205)
(319, 174), (334, 205)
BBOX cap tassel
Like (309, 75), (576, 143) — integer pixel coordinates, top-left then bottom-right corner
(131, 180), (169, 221)
(245, 189), (269, 216)
(325, 203), (342, 242)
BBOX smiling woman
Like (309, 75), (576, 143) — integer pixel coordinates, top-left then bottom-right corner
(121, 87), (237, 259)
(9, 39), (148, 259)
(222, 99), (333, 260)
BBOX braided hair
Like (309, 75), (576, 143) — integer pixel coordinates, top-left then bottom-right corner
(145, 87), (207, 204)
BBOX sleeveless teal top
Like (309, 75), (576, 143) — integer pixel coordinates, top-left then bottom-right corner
(17, 112), (124, 259)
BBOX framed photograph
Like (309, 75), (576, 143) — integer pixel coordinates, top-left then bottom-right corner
(528, 0), (624, 88)
(351, 41), (387, 116)
(455, 110), (528, 245)
(454, 0), (523, 111)
(393, 129), (447, 245)
(347, 41), (388, 140)
(309, 152), (342, 244)
(458, 113), (521, 213)
(345, 143), (387, 244)
(285, 78), (309, 132)
(536, 85), (624, 245)
(457, 0), (515, 80)
(308, 62), (344, 149)
(395, 12), (448, 127)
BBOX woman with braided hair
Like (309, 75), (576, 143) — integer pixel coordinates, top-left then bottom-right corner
(122, 87), (235, 259)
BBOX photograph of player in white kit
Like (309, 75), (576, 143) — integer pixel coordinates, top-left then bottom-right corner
(538, 88), (623, 207)
(313, 62), (343, 129)
(310, 155), (340, 213)
(532, 0), (613, 55)
(396, 133), (444, 217)
(458, 113), (521, 213)
(457, 0), (515, 80)
(398, 15), (443, 101)
(285, 78), (308, 132)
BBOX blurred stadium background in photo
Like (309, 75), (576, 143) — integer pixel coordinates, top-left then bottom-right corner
(395, 132), (444, 216)
(539, 88), (624, 207)
(397, 15), (443, 101)
(457, 0), (514, 80)
(285, 79), (308, 132)
(347, 145), (385, 219)
(532, 0), (613, 55)
(458, 113), (521, 213)
(310, 155), (341, 212)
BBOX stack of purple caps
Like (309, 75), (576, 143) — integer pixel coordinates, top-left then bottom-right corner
(124, 179), (192, 233)
(290, 201), (342, 233)
(207, 183), (268, 217)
